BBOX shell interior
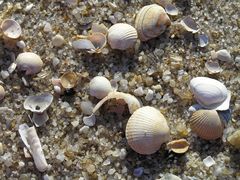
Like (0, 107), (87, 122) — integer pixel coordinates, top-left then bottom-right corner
(1, 19), (22, 39)
(180, 16), (199, 33)
(166, 139), (190, 153)
(60, 72), (78, 89)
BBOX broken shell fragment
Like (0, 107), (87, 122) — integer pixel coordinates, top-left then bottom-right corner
(180, 16), (199, 33)
(190, 77), (231, 111)
(23, 93), (53, 127)
(83, 91), (142, 126)
(0, 85), (5, 101)
(135, 4), (171, 41)
(166, 139), (190, 154)
(91, 23), (108, 34)
(1, 19), (22, 39)
(89, 76), (112, 99)
(227, 129), (240, 149)
(198, 34), (209, 47)
(189, 110), (224, 140)
(16, 52), (43, 75)
(107, 23), (138, 50)
(165, 4), (179, 16)
(60, 72), (78, 89)
(126, 106), (170, 155)
(205, 61), (223, 74)
(215, 49), (232, 62)
(18, 124), (49, 172)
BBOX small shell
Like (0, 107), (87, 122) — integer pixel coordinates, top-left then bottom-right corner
(1, 19), (22, 39)
(180, 16), (199, 33)
(108, 23), (138, 50)
(16, 52), (43, 75)
(135, 4), (171, 41)
(205, 61), (223, 74)
(18, 124), (49, 172)
(165, 4), (179, 16)
(87, 32), (107, 51)
(189, 110), (224, 140)
(166, 139), (190, 153)
(190, 77), (231, 111)
(126, 106), (170, 155)
(89, 76), (112, 99)
(60, 72), (78, 89)
(227, 129), (240, 149)
(198, 34), (209, 47)
(215, 49), (232, 62)
(0, 85), (5, 101)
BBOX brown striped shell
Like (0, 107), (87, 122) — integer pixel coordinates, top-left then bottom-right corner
(189, 110), (224, 140)
(135, 4), (171, 41)
(126, 106), (170, 155)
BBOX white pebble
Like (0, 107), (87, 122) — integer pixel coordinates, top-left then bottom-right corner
(71, 120), (79, 127)
(52, 57), (60, 67)
(134, 87), (144, 96)
(24, 3), (34, 12)
(145, 89), (154, 101)
(79, 125), (89, 134)
(43, 22), (52, 32)
(108, 168), (116, 175)
(1, 70), (9, 79)
(80, 101), (93, 115)
(16, 40), (26, 49)
(52, 34), (65, 47)
(203, 156), (216, 168)
(0, 142), (3, 155)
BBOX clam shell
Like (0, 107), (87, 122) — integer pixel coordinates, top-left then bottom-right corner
(0, 85), (5, 101)
(60, 72), (78, 89)
(166, 139), (190, 153)
(87, 32), (107, 51)
(16, 52), (43, 75)
(135, 4), (171, 41)
(180, 16), (199, 33)
(205, 61), (223, 74)
(189, 110), (224, 140)
(190, 77), (230, 111)
(1, 19), (22, 39)
(165, 4), (179, 16)
(108, 23), (138, 50)
(215, 49), (232, 62)
(126, 106), (170, 155)
(89, 76), (112, 99)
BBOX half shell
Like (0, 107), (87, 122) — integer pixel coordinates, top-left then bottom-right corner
(190, 77), (231, 111)
(1, 19), (22, 39)
(135, 4), (171, 41)
(108, 23), (138, 50)
(189, 110), (224, 140)
(126, 106), (170, 155)
(166, 139), (190, 153)
(60, 72), (78, 89)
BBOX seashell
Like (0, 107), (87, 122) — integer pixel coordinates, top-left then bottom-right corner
(180, 16), (199, 33)
(215, 49), (232, 62)
(218, 109), (232, 125)
(198, 34), (209, 47)
(166, 139), (190, 154)
(0, 85), (5, 101)
(107, 23), (138, 50)
(91, 23), (108, 34)
(227, 129), (240, 149)
(18, 124), (49, 172)
(190, 77), (231, 111)
(60, 72), (78, 89)
(83, 91), (142, 126)
(189, 110), (224, 140)
(126, 106), (170, 154)
(205, 61), (223, 74)
(89, 76), (112, 99)
(16, 52), (43, 75)
(1, 19), (22, 39)
(135, 4), (171, 41)
(165, 4), (179, 16)
(24, 93), (53, 127)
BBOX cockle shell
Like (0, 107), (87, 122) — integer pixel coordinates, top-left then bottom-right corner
(1, 19), (22, 39)
(189, 110), (224, 140)
(166, 139), (190, 154)
(107, 23), (138, 50)
(0, 85), (5, 101)
(135, 4), (171, 41)
(190, 77), (231, 111)
(18, 124), (49, 172)
(126, 106), (170, 155)
(89, 76), (112, 99)
(16, 52), (43, 75)
(60, 72), (78, 89)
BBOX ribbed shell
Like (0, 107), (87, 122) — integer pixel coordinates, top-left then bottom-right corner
(108, 23), (138, 50)
(126, 106), (170, 155)
(190, 77), (230, 111)
(135, 4), (171, 41)
(189, 110), (224, 140)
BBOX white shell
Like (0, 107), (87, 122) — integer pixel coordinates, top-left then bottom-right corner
(135, 4), (171, 41)
(108, 23), (138, 50)
(180, 16), (199, 33)
(89, 76), (112, 99)
(198, 34), (209, 47)
(215, 49), (232, 62)
(189, 110), (224, 140)
(165, 4), (179, 16)
(205, 61), (223, 74)
(1, 19), (22, 39)
(16, 52), (43, 75)
(190, 77), (231, 110)
(126, 106), (170, 155)
(18, 124), (49, 172)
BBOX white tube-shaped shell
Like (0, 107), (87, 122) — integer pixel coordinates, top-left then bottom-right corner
(16, 52), (43, 75)
(190, 77), (231, 111)
(89, 76), (112, 99)
(126, 106), (170, 155)
(135, 4), (171, 41)
(189, 110), (224, 140)
(108, 23), (138, 50)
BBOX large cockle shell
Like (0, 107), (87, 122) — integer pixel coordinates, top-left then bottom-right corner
(166, 139), (190, 154)
(126, 106), (170, 155)
(107, 23), (138, 50)
(18, 124), (49, 172)
(0, 85), (5, 101)
(16, 52), (43, 75)
(83, 92), (142, 126)
(189, 110), (224, 140)
(89, 76), (112, 99)
(135, 4), (171, 41)
(1, 19), (22, 39)
(190, 77), (231, 111)
(24, 93), (53, 127)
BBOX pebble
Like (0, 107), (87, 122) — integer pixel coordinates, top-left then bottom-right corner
(43, 22), (52, 32)
(235, 55), (240, 64)
(80, 101), (94, 115)
(145, 89), (154, 101)
(79, 125), (89, 134)
(71, 120), (79, 127)
(103, 158), (111, 166)
(86, 164), (95, 174)
(108, 168), (116, 175)
(16, 40), (26, 49)
(24, 3), (34, 12)
(52, 34), (65, 47)
(119, 148), (127, 160)
(160, 173), (182, 180)
(52, 57), (60, 67)
(203, 156), (216, 168)
(56, 152), (65, 162)
(134, 87), (144, 96)
(133, 167), (144, 177)
(1, 70), (9, 79)
(0, 142), (3, 155)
